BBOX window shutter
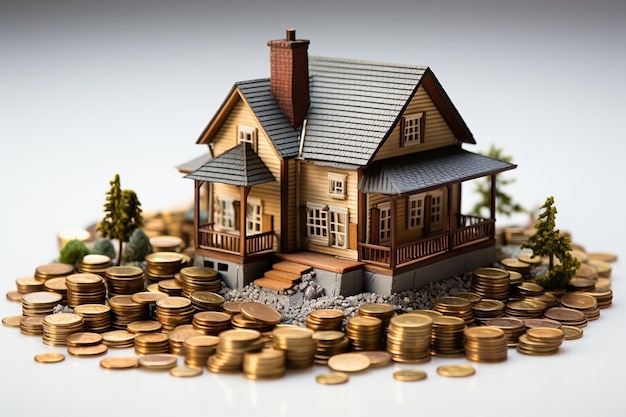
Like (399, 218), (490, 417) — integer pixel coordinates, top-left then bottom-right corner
(399, 116), (406, 147)
(420, 112), (426, 143)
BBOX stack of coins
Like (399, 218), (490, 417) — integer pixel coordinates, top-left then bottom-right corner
(464, 326), (508, 363)
(517, 327), (564, 355)
(581, 288), (613, 309)
(433, 296), (474, 325)
(67, 335), (108, 358)
(386, 313), (432, 363)
(189, 291), (224, 312)
(101, 329), (136, 348)
(566, 277), (595, 292)
(131, 291), (168, 308)
(472, 299), (505, 321)
(481, 317), (526, 347)
(15, 277), (44, 295)
(20, 316), (45, 336)
(183, 335), (220, 367)
(74, 304), (112, 333)
(155, 296), (195, 332)
(76, 254), (113, 277)
(543, 306), (588, 328)
(21, 291), (62, 317)
(306, 309), (344, 331)
(65, 273), (107, 308)
(559, 292), (600, 321)
(272, 327), (317, 369)
(243, 348), (286, 380)
(504, 299), (547, 319)
(145, 252), (185, 283)
(34, 263), (74, 283)
(192, 311), (232, 335)
(511, 281), (545, 299)
(500, 257), (531, 278)
(43, 278), (68, 303)
(312, 330), (350, 364)
(207, 329), (264, 373)
(104, 266), (145, 297)
(108, 295), (151, 330)
(517, 253), (543, 268)
(135, 332), (170, 355)
(507, 271), (524, 289)
(222, 301), (243, 316)
(157, 279), (183, 296)
(471, 267), (510, 301)
(430, 315), (466, 357)
(167, 328), (204, 355)
(180, 266), (221, 297)
(42, 313), (85, 346)
(358, 303), (394, 346)
(230, 302), (282, 333)
(345, 315), (382, 351)
(525, 292), (558, 308)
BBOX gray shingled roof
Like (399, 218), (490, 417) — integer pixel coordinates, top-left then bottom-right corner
(176, 153), (211, 174)
(359, 146), (516, 195)
(184, 142), (275, 186)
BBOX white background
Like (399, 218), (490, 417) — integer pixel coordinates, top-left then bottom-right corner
(1, 1), (624, 416)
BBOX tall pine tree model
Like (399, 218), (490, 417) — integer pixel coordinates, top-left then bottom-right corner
(522, 196), (580, 290)
(96, 174), (144, 266)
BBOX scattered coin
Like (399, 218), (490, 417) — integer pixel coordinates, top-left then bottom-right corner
(67, 344), (108, 357)
(561, 326), (583, 341)
(2, 315), (24, 327)
(99, 356), (139, 370)
(393, 369), (427, 381)
(316, 372), (349, 385)
(328, 352), (371, 373)
(34, 352), (65, 364)
(138, 354), (179, 370)
(170, 365), (203, 377)
(437, 364), (475, 377)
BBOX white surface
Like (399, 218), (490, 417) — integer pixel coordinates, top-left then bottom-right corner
(1, 1), (625, 416)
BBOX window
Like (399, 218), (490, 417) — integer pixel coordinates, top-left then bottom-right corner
(327, 172), (347, 199)
(400, 112), (425, 146)
(216, 195), (236, 230)
(246, 198), (263, 234)
(430, 191), (443, 231)
(407, 194), (425, 229)
(306, 202), (328, 245)
(378, 202), (391, 242)
(238, 125), (257, 151)
(329, 207), (348, 249)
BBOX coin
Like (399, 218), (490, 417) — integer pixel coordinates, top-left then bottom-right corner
(67, 344), (108, 357)
(138, 354), (179, 370)
(393, 369), (427, 381)
(316, 372), (349, 385)
(327, 352), (371, 373)
(240, 301), (282, 324)
(99, 356), (139, 370)
(34, 352), (65, 363)
(437, 364), (475, 377)
(561, 325), (583, 340)
(170, 365), (203, 377)
(2, 315), (24, 327)
(66, 332), (104, 347)
(358, 350), (393, 367)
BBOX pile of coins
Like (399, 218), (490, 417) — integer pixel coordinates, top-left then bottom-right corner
(73, 304), (112, 333)
(179, 266), (221, 297)
(464, 326), (508, 363)
(192, 311), (232, 335)
(65, 273), (107, 307)
(76, 254), (113, 277)
(155, 296), (195, 332)
(243, 348), (286, 380)
(517, 327), (564, 355)
(144, 252), (186, 283)
(471, 267), (510, 301)
(386, 313), (432, 363)
(306, 309), (344, 331)
(108, 295), (151, 330)
(104, 266), (145, 297)
(312, 330), (350, 364)
(433, 296), (474, 325)
(183, 335), (219, 368)
(272, 327), (316, 369)
(21, 291), (62, 317)
(430, 315), (466, 357)
(42, 313), (85, 347)
(345, 315), (382, 351)
(207, 329), (264, 373)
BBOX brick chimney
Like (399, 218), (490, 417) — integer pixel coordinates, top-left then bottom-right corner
(267, 29), (310, 128)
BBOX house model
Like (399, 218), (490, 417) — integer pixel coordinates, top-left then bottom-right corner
(179, 29), (516, 296)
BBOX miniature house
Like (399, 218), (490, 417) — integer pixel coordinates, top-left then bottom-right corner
(179, 29), (516, 296)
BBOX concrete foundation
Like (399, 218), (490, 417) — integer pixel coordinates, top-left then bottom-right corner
(193, 255), (270, 290)
(313, 268), (364, 297)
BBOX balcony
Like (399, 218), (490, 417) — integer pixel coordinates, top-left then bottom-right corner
(197, 223), (274, 256)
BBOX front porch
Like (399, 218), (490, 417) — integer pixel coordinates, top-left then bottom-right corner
(197, 223), (274, 256)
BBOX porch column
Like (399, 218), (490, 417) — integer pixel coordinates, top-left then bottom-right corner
(389, 196), (398, 269)
(490, 175), (497, 220)
(194, 181), (202, 249)
(239, 186), (251, 256)
(446, 184), (453, 251)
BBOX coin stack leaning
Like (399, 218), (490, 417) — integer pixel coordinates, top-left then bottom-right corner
(386, 313), (432, 363)
(42, 313), (85, 347)
(207, 329), (264, 373)
(464, 326), (508, 363)
(107, 295), (151, 330)
(559, 292), (600, 321)
(306, 309), (344, 331)
(155, 296), (195, 332)
(517, 327), (564, 355)
(74, 304), (112, 333)
(76, 254), (113, 277)
(581, 287), (613, 309)
(272, 327), (317, 369)
(471, 267), (510, 301)
(345, 315), (382, 351)
(430, 315), (466, 357)
(104, 266), (145, 297)
(183, 335), (220, 368)
(65, 273), (107, 308)
(179, 266), (221, 297)
(312, 330), (350, 364)
(543, 306), (588, 328)
(21, 291), (62, 317)
(511, 281), (545, 299)
(243, 348), (286, 380)
(15, 277), (44, 295)
(144, 252), (185, 284)
(433, 296), (474, 325)
(189, 291), (224, 312)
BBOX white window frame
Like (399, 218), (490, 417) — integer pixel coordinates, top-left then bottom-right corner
(377, 202), (391, 242)
(327, 172), (347, 199)
(238, 125), (257, 151)
(328, 206), (349, 249)
(430, 190), (443, 231)
(407, 194), (425, 230)
(306, 202), (328, 245)
(215, 195), (237, 231)
(403, 112), (424, 145)
(246, 197), (263, 234)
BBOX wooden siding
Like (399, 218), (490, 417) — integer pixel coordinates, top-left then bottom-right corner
(285, 158), (298, 252)
(210, 99), (282, 252)
(374, 86), (460, 161)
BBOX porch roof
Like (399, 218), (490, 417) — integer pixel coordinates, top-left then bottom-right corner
(358, 146), (516, 195)
(184, 142), (275, 186)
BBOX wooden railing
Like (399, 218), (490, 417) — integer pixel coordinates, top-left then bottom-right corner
(358, 215), (494, 268)
(197, 223), (274, 256)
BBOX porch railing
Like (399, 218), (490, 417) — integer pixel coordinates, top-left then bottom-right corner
(197, 223), (274, 256)
(358, 215), (494, 269)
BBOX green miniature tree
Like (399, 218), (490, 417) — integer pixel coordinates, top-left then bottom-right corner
(471, 145), (525, 218)
(96, 174), (144, 265)
(522, 196), (581, 290)
(122, 228), (153, 263)
(59, 239), (90, 266)
(90, 238), (117, 261)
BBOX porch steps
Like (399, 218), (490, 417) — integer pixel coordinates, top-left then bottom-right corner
(254, 261), (312, 292)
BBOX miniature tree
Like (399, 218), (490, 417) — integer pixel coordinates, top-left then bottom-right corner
(522, 196), (581, 290)
(59, 239), (90, 266)
(122, 228), (153, 263)
(90, 238), (117, 261)
(471, 145), (525, 218)
(96, 174), (144, 265)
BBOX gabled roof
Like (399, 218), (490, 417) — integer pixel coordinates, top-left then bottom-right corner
(359, 146), (516, 195)
(197, 56), (476, 167)
(184, 142), (275, 186)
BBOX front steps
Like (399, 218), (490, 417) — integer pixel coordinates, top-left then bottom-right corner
(254, 261), (312, 291)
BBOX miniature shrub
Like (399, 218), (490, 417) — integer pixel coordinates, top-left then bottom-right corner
(59, 239), (90, 265)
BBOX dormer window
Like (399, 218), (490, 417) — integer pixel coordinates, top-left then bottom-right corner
(400, 112), (425, 146)
(238, 125), (257, 151)
(327, 172), (347, 199)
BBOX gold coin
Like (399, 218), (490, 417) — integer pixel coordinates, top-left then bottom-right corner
(358, 350), (393, 367)
(131, 292), (168, 304)
(393, 369), (427, 381)
(327, 352), (371, 373)
(437, 364), (476, 377)
(127, 320), (163, 333)
(561, 326), (583, 340)
(6, 291), (22, 302)
(2, 315), (24, 327)
(67, 344), (108, 357)
(240, 301), (282, 324)
(66, 332), (103, 347)
(34, 352), (65, 363)
(170, 365), (203, 377)
(99, 356), (139, 370)
(316, 372), (349, 385)
(138, 354), (178, 370)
